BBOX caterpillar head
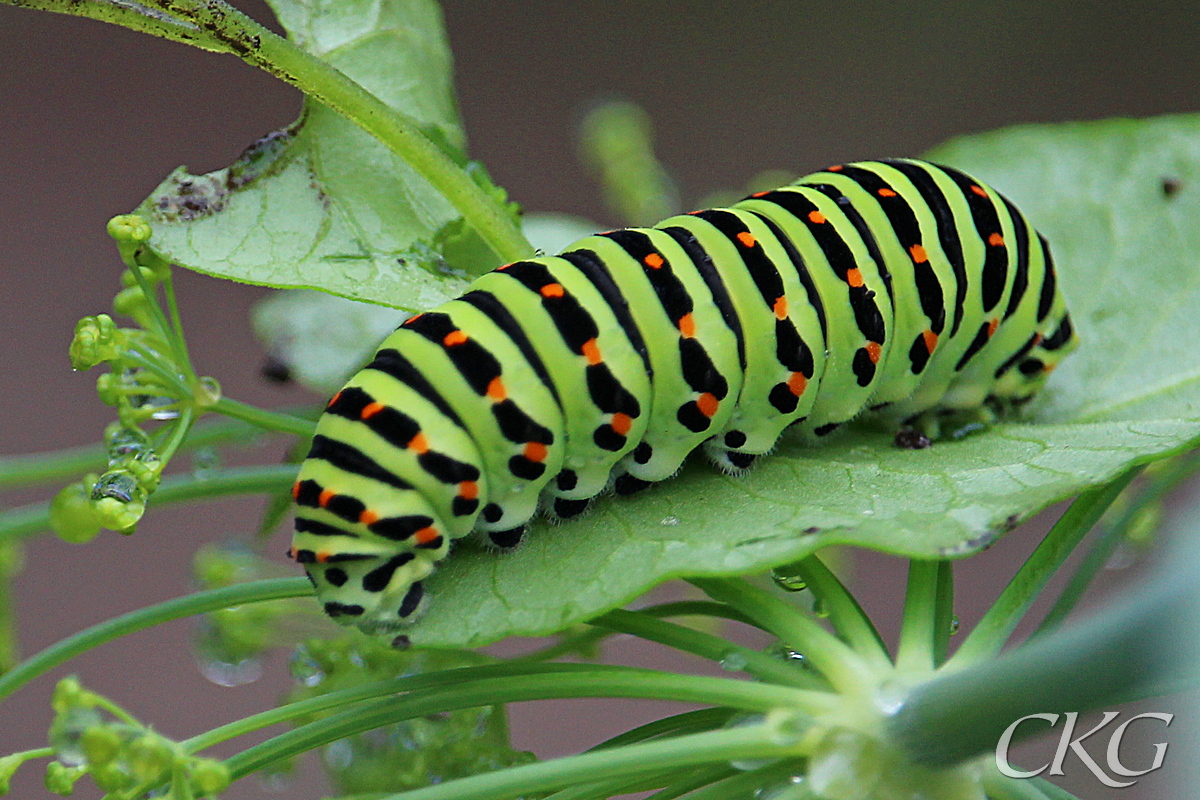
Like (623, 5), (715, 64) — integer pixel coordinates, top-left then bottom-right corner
(291, 468), (452, 633)
(291, 539), (438, 633)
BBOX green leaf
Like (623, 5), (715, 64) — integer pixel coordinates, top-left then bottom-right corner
(250, 215), (603, 395)
(135, 0), (479, 311)
(405, 114), (1200, 646)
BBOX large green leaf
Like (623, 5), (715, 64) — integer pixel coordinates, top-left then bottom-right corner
(403, 115), (1200, 647)
(135, 0), (479, 311)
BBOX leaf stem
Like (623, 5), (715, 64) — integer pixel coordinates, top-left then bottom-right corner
(0, 464), (299, 542)
(945, 467), (1141, 668)
(896, 560), (941, 673)
(783, 554), (890, 670)
(0, 0), (229, 51)
(138, 0), (533, 267)
(0, 578), (311, 702)
(689, 577), (878, 695)
(225, 669), (813, 779)
(590, 608), (830, 691)
(364, 717), (807, 800)
(208, 397), (316, 437)
(1036, 450), (1200, 636)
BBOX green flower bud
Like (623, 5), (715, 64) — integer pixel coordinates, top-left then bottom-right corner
(111, 286), (155, 327)
(127, 734), (174, 784)
(90, 761), (132, 793)
(80, 726), (122, 767)
(49, 480), (103, 544)
(188, 757), (231, 796)
(106, 215), (152, 245)
(51, 677), (86, 715)
(44, 761), (86, 796)
(90, 472), (146, 534)
(69, 315), (124, 371)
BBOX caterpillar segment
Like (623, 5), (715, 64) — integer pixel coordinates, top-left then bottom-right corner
(290, 159), (1079, 633)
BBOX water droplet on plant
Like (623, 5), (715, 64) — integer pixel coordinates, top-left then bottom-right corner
(949, 614), (960, 635)
(191, 446), (219, 479)
(719, 652), (748, 672)
(812, 598), (829, 618)
(763, 642), (807, 665)
(289, 650), (326, 687)
(770, 569), (807, 592)
(106, 426), (151, 462)
(323, 739), (355, 771)
(659, 515), (680, 526)
(198, 656), (263, 687)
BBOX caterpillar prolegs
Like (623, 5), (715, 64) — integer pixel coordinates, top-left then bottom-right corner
(289, 159), (1078, 633)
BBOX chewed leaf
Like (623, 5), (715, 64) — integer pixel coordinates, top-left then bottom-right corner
(135, 0), (496, 311)
(404, 115), (1200, 647)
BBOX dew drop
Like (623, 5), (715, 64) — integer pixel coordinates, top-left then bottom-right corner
(198, 656), (263, 687)
(289, 650), (326, 687)
(659, 515), (680, 526)
(770, 569), (807, 592)
(719, 652), (748, 672)
(875, 678), (907, 715)
(949, 614), (961, 635)
(812, 597), (829, 618)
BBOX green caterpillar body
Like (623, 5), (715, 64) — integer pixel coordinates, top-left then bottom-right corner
(289, 159), (1078, 633)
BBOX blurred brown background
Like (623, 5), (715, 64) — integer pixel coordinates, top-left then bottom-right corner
(2, 1), (1198, 797)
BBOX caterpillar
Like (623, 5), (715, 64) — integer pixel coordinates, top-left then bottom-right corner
(289, 159), (1078, 633)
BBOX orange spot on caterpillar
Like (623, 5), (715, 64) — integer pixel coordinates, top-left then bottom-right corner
(644, 252), (665, 269)
(359, 509), (380, 525)
(611, 412), (633, 435)
(923, 329), (938, 354)
(443, 330), (468, 347)
(318, 489), (335, 508)
(970, 184), (988, 198)
(316, 551), (332, 563)
(866, 342), (882, 364)
(581, 338), (602, 365)
(751, 190), (769, 198)
(414, 526), (440, 545)
(326, 391), (342, 409)
(1043, 362), (1057, 374)
(540, 283), (565, 298)
(988, 318), (999, 337)
(787, 372), (808, 397)
(486, 377), (507, 401)
(496, 263), (511, 271)
(405, 313), (424, 325)
(828, 164), (844, 172)
(808, 210), (826, 224)
(459, 480), (478, 500)
(678, 312), (696, 338)
(909, 244), (928, 264)
(524, 442), (548, 462)
(361, 401), (385, 420)
(291, 482), (302, 501)
(878, 188), (897, 198)
(736, 231), (757, 248)
(988, 232), (1005, 247)
(287, 546), (297, 560)
(773, 296), (788, 319)
(697, 393), (719, 419)
(408, 432), (429, 454)
(1033, 333), (1044, 345)
(846, 267), (864, 287)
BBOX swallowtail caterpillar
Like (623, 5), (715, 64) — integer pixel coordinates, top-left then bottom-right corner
(288, 159), (1078, 633)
